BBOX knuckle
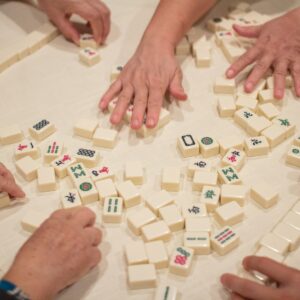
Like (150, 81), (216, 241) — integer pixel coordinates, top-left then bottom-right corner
(255, 60), (269, 71)
(50, 209), (66, 219)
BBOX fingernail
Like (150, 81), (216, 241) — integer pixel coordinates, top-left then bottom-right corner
(132, 119), (139, 128)
(275, 89), (283, 99)
(245, 82), (253, 92)
(147, 118), (155, 128)
(226, 69), (234, 78)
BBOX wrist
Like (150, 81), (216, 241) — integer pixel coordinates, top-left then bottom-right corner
(3, 268), (56, 300)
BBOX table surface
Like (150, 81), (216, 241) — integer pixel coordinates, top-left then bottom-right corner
(0, 0), (300, 299)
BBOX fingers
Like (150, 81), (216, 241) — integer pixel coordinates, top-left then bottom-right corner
(231, 292), (246, 300)
(146, 86), (164, 128)
(110, 86), (134, 124)
(243, 256), (296, 284)
(89, 247), (101, 269)
(131, 86), (148, 130)
(233, 24), (262, 38)
(273, 60), (288, 99)
(99, 80), (122, 111)
(0, 176), (25, 198)
(220, 273), (278, 300)
(290, 61), (300, 97)
(244, 53), (274, 92)
(50, 13), (80, 45)
(226, 45), (261, 79)
(168, 68), (187, 101)
(72, 207), (96, 228)
(84, 227), (102, 246)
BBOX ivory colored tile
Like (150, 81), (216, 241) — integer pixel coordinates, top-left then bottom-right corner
(214, 202), (244, 226)
(217, 166), (242, 185)
(125, 161), (144, 185)
(21, 210), (48, 233)
(37, 167), (56, 192)
(29, 119), (56, 141)
(244, 136), (269, 157)
(217, 95), (236, 118)
(211, 226), (239, 255)
(221, 184), (247, 206)
(194, 47), (211, 68)
(200, 186), (220, 212)
(145, 241), (168, 269)
(110, 65), (123, 82)
(282, 211), (300, 231)
(185, 217), (211, 233)
(272, 116), (296, 139)
(67, 162), (89, 186)
(95, 178), (117, 203)
(273, 222), (300, 251)
(184, 231), (210, 255)
(234, 107), (256, 129)
(116, 180), (141, 208)
(79, 33), (98, 49)
(90, 165), (115, 182)
(222, 148), (246, 171)
(292, 201), (300, 215)
(125, 240), (148, 265)
(250, 183), (278, 209)
(293, 133), (300, 147)
(16, 155), (39, 181)
(283, 255), (300, 270)
(128, 264), (156, 289)
(214, 76), (236, 94)
(76, 178), (99, 204)
(286, 145), (300, 168)
(79, 47), (100, 66)
(154, 285), (178, 300)
(51, 154), (76, 178)
(161, 167), (181, 192)
(221, 39), (245, 63)
(192, 171), (218, 192)
(259, 232), (289, 255)
(218, 135), (244, 156)
(0, 192), (10, 209)
(74, 118), (98, 139)
(198, 136), (220, 157)
(103, 197), (123, 223)
(141, 220), (171, 242)
(159, 204), (184, 232)
(261, 124), (286, 148)
(0, 124), (23, 145)
(257, 103), (280, 120)
(43, 140), (63, 163)
(60, 189), (82, 208)
(258, 89), (275, 104)
(75, 147), (100, 168)
(15, 141), (39, 160)
(214, 30), (235, 46)
(177, 134), (199, 157)
(246, 116), (272, 137)
(187, 158), (211, 178)
(145, 190), (174, 215)
(255, 246), (285, 263)
(169, 246), (194, 276)
(236, 95), (258, 111)
(175, 37), (190, 56)
(93, 128), (118, 148)
(127, 207), (156, 235)
(182, 202), (207, 218)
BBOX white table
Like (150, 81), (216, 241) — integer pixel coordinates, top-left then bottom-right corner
(0, 0), (300, 299)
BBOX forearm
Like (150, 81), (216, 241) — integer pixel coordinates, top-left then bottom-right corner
(140, 0), (217, 50)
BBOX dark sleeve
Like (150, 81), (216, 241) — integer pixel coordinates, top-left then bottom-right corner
(0, 289), (18, 300)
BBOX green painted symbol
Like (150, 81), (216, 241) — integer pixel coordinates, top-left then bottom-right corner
(201, 137), (213, 145)
(79, 182), (92, 192)
(205, 190), (216, 199)
(279, 118), (290, 126)
(292, 148), (300, 154)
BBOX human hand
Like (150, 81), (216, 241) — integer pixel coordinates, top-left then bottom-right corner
(0, 163), (25, 198)
(221, 255), (300, 300)
(3, 207), (102, 300)
(226, 8), (300, 99)
(38, 0), (110, 45)
(99, 41), (187, 130)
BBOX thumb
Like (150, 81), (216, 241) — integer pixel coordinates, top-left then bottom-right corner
(233, 24), (262, 38)
(50, 14), (80, 45)
(0, 177), (25, 198)
(168, 68), (187, 101)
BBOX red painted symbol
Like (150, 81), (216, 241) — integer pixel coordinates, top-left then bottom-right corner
(99, 167), (109, 174)
(174, 255), (187, 265)
(17, 144), (27, 151)
(227, 155), (237, 163)
(62, 155), (71, 162)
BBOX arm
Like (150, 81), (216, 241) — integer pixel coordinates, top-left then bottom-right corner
(100, 0), (217, 130)
(226, 7), (300, 99)
(221, 256), (300, 300)
(2, 207), (102, 300)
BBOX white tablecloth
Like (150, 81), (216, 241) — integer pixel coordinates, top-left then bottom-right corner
(0, 0), (300, 299)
